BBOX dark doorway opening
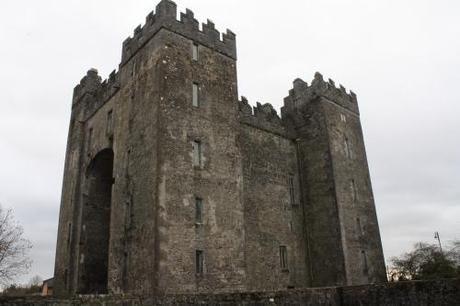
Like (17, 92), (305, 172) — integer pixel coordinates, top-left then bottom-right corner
(78, 149), (113, 294)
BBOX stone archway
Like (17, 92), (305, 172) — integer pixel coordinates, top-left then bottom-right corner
(78, 149), (114, 294)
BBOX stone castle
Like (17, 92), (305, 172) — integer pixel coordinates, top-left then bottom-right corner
(54, 0), (386, 297)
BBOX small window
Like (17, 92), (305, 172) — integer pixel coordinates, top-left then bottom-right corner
(195, 197), (203, 223)
(192, 83), (199, 107)
(340, 113), (347, 122)
(131, 61), (137, 77)
(361, 250), (369, 274)
(288, 175), (296, 206)
(67, 223), (72, 247)
(356, 218), (363, 236)
(126, 199), (133, 229)
(192, 140), (202, 167)
(196, 250), (204, 274)
(344, 137), (352, 159)
(107, 110), (113, 135)
(350, 179), (357, 203)
(279, 246), (288, 271)
(192, 43), (199, 61)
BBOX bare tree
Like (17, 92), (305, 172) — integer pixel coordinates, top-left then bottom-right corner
(0, 204), (32, 286)
(28, 275), (43, 287)
(390, 241), (460, 281)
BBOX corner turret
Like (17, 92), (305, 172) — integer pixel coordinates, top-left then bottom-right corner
(281, 72), (387, 287)
(71, 68), (120, 119)
(282, 72), (358, 120)
(72, 69), (101, 106)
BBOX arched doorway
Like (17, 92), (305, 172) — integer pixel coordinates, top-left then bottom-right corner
(78, 149), (114, 294)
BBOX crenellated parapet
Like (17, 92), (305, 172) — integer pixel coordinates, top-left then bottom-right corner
(72, 68), (101, 105)
(238, 96), (290, 138)
(99, 70), (121, 105)
(121, 0), (236, 64)
(72, 69), (120, 117)
(282, 72), (359, 119)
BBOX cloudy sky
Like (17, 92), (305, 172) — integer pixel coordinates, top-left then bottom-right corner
(0, 0), (459, 284)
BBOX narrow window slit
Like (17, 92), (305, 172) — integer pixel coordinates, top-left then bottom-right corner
(288, 175), (296, 206)
(196, 250), (204, 274)
(279, 246), (288, 271)
(192, 83), (199, 107)
(192, 43), (199, 61)
(195, 197), (203, 223)
(192, 140), (202, 167)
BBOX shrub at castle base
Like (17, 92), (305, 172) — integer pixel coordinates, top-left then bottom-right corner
(53, 0), (386, 296)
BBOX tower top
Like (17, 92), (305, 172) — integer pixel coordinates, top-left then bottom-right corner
(121, 0), (237, 64)
(282, 72), (359, 116)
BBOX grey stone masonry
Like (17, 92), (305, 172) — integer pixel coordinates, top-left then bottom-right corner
(53, 0), (387, 297)
(121, 0), (236, 64)
(2, 279), (460, 305)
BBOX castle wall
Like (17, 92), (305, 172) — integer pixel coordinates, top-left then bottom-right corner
(54, 67), (121, 295)
(238, 120), (309, 290)
(281, 74), (387, 286)
(54, 23), (169, 295)
(76, 99), (115, 294)
(151, 29), (245, 294)
(105, 32), (165, 295)
(55, 0), (387, 296)
(322, 99), (387, 284)
(54, 98), (86, 295)
(292, 100), (348, 287)
(3, 279), (460, 306)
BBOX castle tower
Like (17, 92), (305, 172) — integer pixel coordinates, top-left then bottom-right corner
(54, 0), (243, 296)
(54, 0), (386, 297)
(53, 67), (109, 295)
(282, 73), (387, 286)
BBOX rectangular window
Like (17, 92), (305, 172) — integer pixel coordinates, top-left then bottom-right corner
(344, 137), (351, 159)
(279, 246), (288, 271)
(351, 179), (357, 203)
(361, 250), (369, 274)
(195, 197), (203, 223)
(340, 113), (347, 122)
(192, 43), (199, 61)
(356, 218), (363, 236)
(67, 223), (72, 247)
(130, 61), (137, 77)
(192, 83), (199, 107)
(288, 175), (296, 206)
(107, 110), (113, 135)
(192, 140), (202, 167)
(125, 198), (133, 230)
(196, 250), (204, 274)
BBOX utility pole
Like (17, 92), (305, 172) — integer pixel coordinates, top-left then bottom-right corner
(434, 231), (443, 254)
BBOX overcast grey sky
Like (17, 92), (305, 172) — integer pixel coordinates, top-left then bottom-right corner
(0, 0), (459, 284)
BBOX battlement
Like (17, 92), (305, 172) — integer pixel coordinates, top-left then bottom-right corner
(238, 96), (290, 138)
(121, 0), (236, 64)
(282, 72), (359, 115)
(72, 69), (120, 114)
(72, 69), (101, 105)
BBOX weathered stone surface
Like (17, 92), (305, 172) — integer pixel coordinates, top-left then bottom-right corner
(54, 0), (386, 297)
(2, 279), (459, 305)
